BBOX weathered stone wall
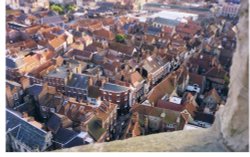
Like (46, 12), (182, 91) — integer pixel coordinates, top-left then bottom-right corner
(56, 0), (249, 152)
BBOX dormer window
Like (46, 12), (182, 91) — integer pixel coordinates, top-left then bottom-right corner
(70, 104), (76, 110)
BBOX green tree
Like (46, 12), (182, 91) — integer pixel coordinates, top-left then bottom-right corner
(51, 4), (64, 14)
(66, 4), (76, 12)
(224, 75), (230, 86)
(115, 34), (126, 43)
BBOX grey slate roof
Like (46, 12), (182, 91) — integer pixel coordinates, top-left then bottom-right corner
(146, 26), (162, 35)
(6, 109), (49, 151)
(53, 128), (77, 143)
(28, 84), (43, 96)
(67, 74), (89, 89)
(6, 80), (21, 90)
(53, 128), (85, 148)
(6, 57), (24, 69)
(46, 113), (61, 133)
(46, 66), (69, 79)
(41, 16), (64, 25)
(153, 17), (180, 26)
(101, 83), (129, 93)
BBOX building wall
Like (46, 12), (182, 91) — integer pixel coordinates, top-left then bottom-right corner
(101, 90), (130, 109)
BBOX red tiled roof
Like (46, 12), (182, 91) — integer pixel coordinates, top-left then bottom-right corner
(93, 28), (115, 40)
(205, 66), (227, 79)
(205, 88), (221, 104)
(102, 17), (115, 26)
(189, 72), (205, 87)
(163, 26), (173, 34)
(109, 42), (135, 56)
(130, 71), (144, 86)
(156, 100), (185, 112)
(49, 37), (65, 49)
(147, 75), (175, 105)
(131, 104), (181, 124)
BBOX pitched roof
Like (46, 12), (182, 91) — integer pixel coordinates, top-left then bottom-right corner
(156, 100), (185, 112)
(46, 66), (69, 79)
(205, 88), (221, 103)
(6, 80), (22, 90)
(46, 113), (61, 133)
(189, 72), (205, 87)
(205, 66), (227, 79)
(6, 57), (24, 69)
(67, 74), (89, 90)
(28, 84), (43, 96)
(102, 17), (115, 26)
(53, 128), (78, 145)
(93, 28), (115, 40)
(6, 109), (49, 151)
(142, 56), (163, 73)
(131, 104), (181, 124)
(147, 75), (175, 104)
(41, 15), (64, 24)
(109, 42), (135, 56)
(49, 37), (65, 49)
(95, 102), (116, 122)
(129, 71), (144, 87)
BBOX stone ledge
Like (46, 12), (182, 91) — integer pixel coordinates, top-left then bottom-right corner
(56, 128), (229, 152)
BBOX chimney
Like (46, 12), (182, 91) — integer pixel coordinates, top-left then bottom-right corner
(22, 112), (29, 118)
(218, 64), (222, 71)
(101, 78), (107, 87)
(27, 117), (35, 122)
(89, 76), (94, 86)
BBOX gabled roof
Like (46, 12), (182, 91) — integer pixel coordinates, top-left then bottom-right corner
(205, 66), (227, 79)
(131, 104), (181, 124)
(102, 17), (115, 26)
(146, 26), (161, 35)
(109, 42), (135, 56)
(129, 71), (144, 87)
(49, 37), (65, 49)
(41, 15), (64, 25)
(6, 80), (21, 90)
(147, 75), (175, 104)
(46, 66), (69, 79)
(156, 100), (185, 112)
(6, 109), (49, 151)
(67, 74), (89, 90)
(46, 113), (61, 133)
(28, 84), (43, 96)
(205, 88), (221, 103)
(142, 56), (163, 73)
(189, 72), (205, 87)
(53, 128), (78, 146)
(6, 56), (24, 69)
(93, 28), (115, 40)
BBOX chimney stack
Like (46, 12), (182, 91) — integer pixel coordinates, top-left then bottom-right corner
(22, 112), (28, 118)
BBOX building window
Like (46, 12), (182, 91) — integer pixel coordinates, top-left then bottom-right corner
(70, 104), (76, 110)
(13, 93), (18, 100)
